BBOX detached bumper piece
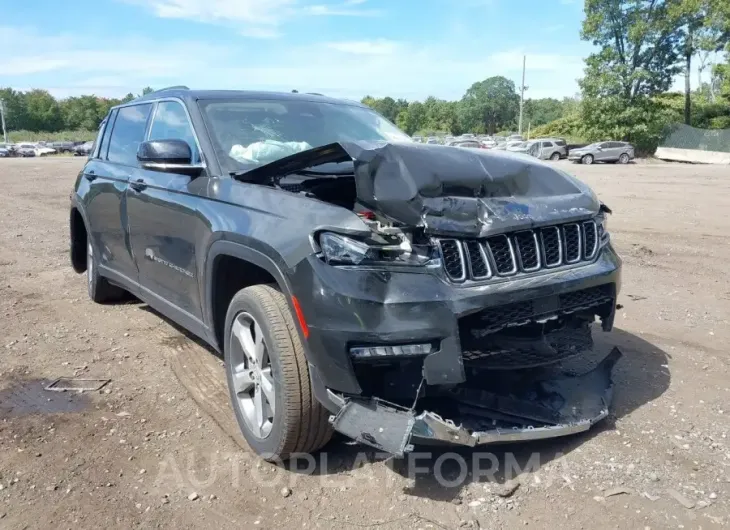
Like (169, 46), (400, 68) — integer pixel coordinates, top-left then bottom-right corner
(329, 347), (621, 457)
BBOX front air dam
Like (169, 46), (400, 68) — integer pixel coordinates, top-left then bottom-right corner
(329, 347), (622, 456)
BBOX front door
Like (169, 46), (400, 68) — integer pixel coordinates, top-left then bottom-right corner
(125, 100), (206, 322)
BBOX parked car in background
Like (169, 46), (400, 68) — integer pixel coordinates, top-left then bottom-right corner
(0, 143), (16, 157)
(426, 137), (440, 144)
(15, 143), (38, 157)
(508, 134), (524, 142)
(495, 140), (524, 151)
(49, 141), (75, 153)
(507, 140), (540, 157)
(535, 139), (568, 161)
(412, 136), (423, 143)
(569, 141), (635, 165)
(36, 145), (57, 156)
(73, 141), (94, 157)
(0, 147), (9, 157)
(446, 139), (483, 149)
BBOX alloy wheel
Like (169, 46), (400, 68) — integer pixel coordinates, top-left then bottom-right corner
(229, 312), (276, 438)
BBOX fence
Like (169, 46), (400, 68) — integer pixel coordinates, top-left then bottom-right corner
(656, 124), (730, 164)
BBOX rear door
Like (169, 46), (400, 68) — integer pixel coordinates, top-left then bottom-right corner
(595, 142), (612, 161)
(126, 99), (206, 323)
(539, 141), (554, 159)
(81, 105), (152, 285)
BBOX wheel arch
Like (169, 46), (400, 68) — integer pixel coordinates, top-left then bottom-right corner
(70, 205), (89, 273)
(204, 240), (298, 353)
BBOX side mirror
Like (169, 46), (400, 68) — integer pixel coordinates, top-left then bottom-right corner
(137, 139), (204, 176)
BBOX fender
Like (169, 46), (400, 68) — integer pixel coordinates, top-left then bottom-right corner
(203, 239), (297, 351)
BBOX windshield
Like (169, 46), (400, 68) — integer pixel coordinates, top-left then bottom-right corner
(200, 98), (411, 173)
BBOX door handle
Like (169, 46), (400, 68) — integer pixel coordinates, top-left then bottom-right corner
(130, 179), (147, 192)
(84, 170), (97, 182)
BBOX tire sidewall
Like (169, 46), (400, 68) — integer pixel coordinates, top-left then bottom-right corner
(583, 154), (594, 165)
(550, 152), (560, 161)
(619, 154), (629, 164)
(224, 291), (287, 459)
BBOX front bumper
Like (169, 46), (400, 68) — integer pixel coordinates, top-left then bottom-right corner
(290, 244), (622, 395)
(328, 347), (621, 456)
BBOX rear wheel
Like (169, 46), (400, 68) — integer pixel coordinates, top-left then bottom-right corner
(550, 152), (560, 161)
(224, 285), (332, 461)
(582, 154), (594, 165)
(86, 239), (126, 303)
(618, 153), (630, 164)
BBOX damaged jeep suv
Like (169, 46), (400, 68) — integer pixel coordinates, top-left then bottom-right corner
(70, 88), (622, 460)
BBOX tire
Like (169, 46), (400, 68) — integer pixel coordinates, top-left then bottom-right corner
(582, 154), (594, 165)
(550, 152), (560, 161)
(618, 153), (630, 164)
(224, 285), (332, 461)
(86, 238), (126, 303)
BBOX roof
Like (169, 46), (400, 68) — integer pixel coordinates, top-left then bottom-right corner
(129, 87), (365, 108)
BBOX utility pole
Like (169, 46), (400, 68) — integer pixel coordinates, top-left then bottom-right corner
(0, 99), (7, 144)
(518, 55), (527, 136)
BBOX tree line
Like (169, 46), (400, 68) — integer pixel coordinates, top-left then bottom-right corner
(0, 87), (154, 139)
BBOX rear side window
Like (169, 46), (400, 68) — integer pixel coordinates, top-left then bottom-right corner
(148, 101), (200, 163)
(541, 141), (553, 148)
(107, 104), (153, 166)
(554, 140), (566, 146)
(95, 109), (117, 159)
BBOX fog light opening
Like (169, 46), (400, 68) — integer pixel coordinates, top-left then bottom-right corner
(349, 343), (434, 359)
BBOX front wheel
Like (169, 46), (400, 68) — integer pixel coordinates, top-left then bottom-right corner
(582, 154), (594, 165)
(224, 285), (332, 461)
(618, 153), (630, 164)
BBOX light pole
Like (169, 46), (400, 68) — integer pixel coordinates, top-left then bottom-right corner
(518, 55), (527, 136)
(0, 99), (7, 144)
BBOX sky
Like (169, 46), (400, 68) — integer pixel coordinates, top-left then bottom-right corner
(0, 0), (700, 102)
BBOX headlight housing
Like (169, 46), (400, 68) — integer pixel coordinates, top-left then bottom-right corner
(597, 212), (610, 247)
(318, 232), (437, 267)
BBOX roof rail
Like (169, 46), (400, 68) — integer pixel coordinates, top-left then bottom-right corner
(307, 92), (324, 96)
(147, 85), (190, 95)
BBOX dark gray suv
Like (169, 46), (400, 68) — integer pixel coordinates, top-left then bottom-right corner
(70, 87), (623, 460)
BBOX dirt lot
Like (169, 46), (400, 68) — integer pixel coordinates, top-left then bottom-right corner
(1, 157), (729, 529)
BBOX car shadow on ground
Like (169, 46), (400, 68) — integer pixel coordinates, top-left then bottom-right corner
(133, 301), (670, 502)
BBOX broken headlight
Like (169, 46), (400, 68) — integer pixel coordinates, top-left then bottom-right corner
(597, 213), (610, 247)
(318, 232), (437, 267)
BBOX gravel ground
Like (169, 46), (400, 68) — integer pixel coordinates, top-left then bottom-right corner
(0, 157), (729, 529)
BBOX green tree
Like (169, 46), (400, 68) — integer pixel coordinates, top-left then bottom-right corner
(523, 98), (566, 127)
(459, 76), (519, 134)
(0, 88), (28, 131)
(581, 0), (682, 100)
(24, 89), (63, 132)
(396, 101), (426, 135)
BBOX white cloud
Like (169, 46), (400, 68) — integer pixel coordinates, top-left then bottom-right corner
(325, 39), (399, 55)
(1, 26), (588, 101)
(121, 0), (381, 37)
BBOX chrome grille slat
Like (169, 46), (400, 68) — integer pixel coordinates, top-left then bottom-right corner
(540, 226), (562, 267)
(513, 231), (541, 272)
(563, 224), (582, 264)
(439, 219), (601, 283)
(582, 220), (598, 259)
(487, 235), (517, 276)
(464, 240), (491, 279)
(437, 239), (466, 281)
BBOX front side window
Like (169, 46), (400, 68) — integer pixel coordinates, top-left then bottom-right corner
(107, 104), (152, 166)
(148, 101), (200, 163)
(199, 98), (411, 173)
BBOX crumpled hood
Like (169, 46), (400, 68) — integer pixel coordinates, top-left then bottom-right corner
(235, 140), (600, 237)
